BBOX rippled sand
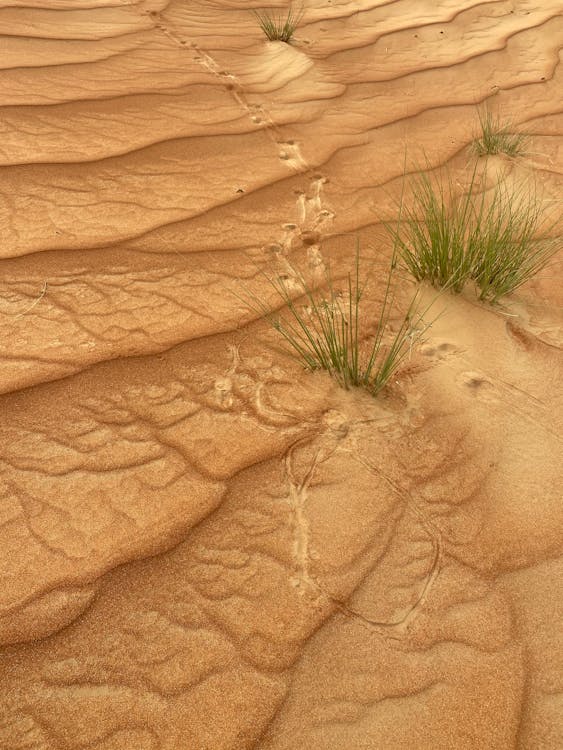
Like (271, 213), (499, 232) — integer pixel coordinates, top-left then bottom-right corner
(1, 1), (562, 748)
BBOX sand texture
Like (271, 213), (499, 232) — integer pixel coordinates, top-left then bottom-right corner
(1, 1), (562, 748)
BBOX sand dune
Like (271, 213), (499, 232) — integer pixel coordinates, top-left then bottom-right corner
(0, 1), (562, 748)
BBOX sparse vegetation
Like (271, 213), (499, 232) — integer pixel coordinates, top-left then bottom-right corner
(253, 6), (303, 43)
(388, 163), (559, 303)
(472, 108), (528, 157)
(241, 248), (430, 396)
(469, 182), (559, 302)
(389, 167), (479, 294)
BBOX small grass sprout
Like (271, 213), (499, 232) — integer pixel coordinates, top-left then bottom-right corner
(389, 163), (560, 302)
(472, 108), (528, 157)
(240, 247), (431, 397)
(252, 5), (303, 43)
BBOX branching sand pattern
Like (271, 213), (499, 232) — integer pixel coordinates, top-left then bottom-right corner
(0, 1), (562, 748)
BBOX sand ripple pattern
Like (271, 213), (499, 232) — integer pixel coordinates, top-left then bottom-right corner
(0, 1), (562, 748)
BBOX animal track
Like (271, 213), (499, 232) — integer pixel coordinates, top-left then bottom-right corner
(421, 341), (462, 360)
(459, 371), (496, 397)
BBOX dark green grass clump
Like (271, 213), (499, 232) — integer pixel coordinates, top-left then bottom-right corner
(253, 6), (303, 42)
(388, 164), (559, 303)
(472, 108), (528, 157)
(242, 250), (429, 396)
(390, 169), (476, 294)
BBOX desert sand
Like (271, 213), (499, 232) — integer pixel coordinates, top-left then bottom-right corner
(1, 1), (562, 748)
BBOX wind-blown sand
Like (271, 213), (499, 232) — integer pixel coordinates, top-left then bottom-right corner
(0, 1), (562, 748)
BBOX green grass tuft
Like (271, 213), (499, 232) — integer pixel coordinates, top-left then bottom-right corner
(388, 168), (478, 294)
(252, 6), (303, 42)
(388, 163), (560, 303)
(240, 247), (431, 396)
(469, 182), (559, 302)
(472, 108), (528, 157)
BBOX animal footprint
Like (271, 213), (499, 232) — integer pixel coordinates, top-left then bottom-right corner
(458, 371), (496, 401)
(421, 341), (461, 360)
(277, 140), (307, 169)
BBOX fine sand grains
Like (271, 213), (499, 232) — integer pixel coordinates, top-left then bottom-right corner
(0, 1), (561, 749)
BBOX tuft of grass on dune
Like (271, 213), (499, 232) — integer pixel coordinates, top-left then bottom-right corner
(469, 182), (560, 303)
(387, 166), (479, 294)
(388, 162), (560, 303)
(471, 108), (528, 158)
(252, 6), (303, 43)
(240, 246), (431, 397)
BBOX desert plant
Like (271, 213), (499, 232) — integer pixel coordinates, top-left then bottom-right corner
(253, 5), (303, 42)
(388, 163), (559, 302)
(469, 183), (559, 302)
(472, 108), (527, 157)
(240, 248), (430, 396)
(387, 164), (482, 293)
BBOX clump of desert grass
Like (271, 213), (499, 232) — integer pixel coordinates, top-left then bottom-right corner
(469, 183), (559, 302)
(240, 247), (430, 397)
(252, 6), (303, 43)
(388, 163), (560, 303)
(471, 108), (528, 157)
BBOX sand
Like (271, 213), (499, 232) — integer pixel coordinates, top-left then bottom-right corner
(0, 1), (562, 748)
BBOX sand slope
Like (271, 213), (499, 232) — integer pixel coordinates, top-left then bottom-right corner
(0, 1), (562, 748)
